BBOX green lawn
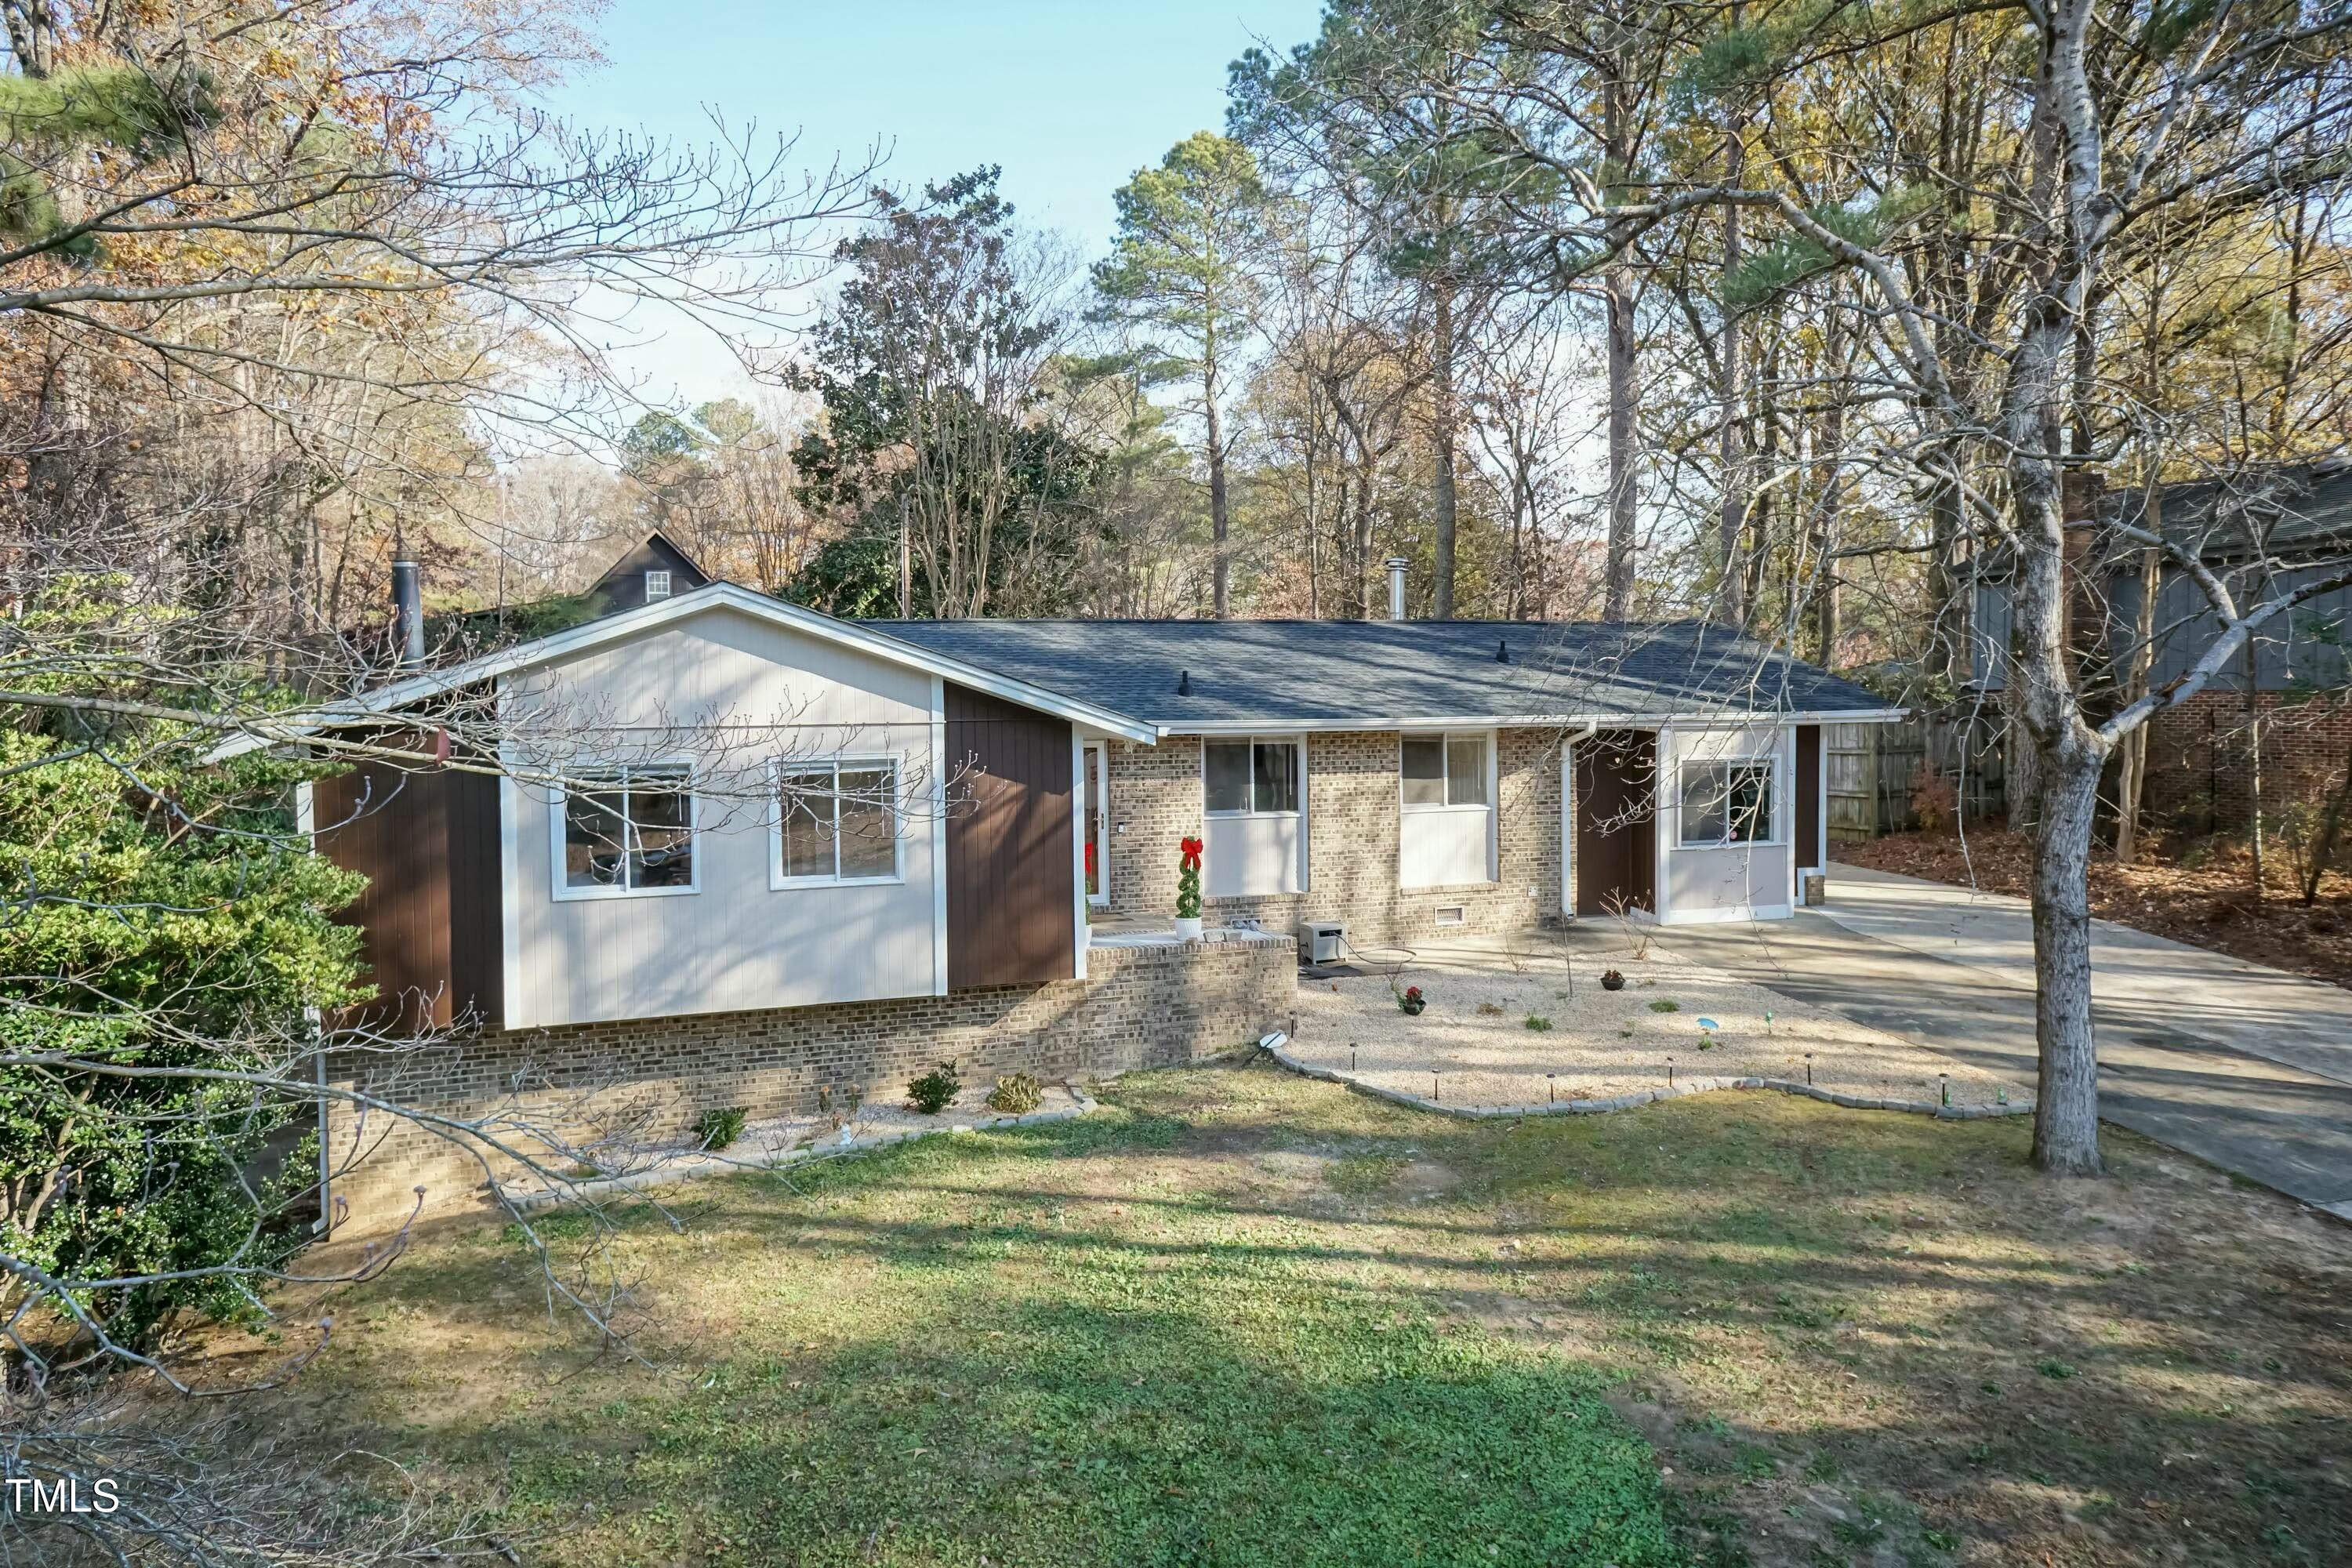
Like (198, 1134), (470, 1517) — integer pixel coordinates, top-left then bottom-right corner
(267, 1062), (2352, 1568)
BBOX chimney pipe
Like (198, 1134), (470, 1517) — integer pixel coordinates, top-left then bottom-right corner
(1385, 557), (1410, 621)
(391, 560), (424, 669)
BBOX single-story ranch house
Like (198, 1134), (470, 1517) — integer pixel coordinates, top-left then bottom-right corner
(264, 568), (1896, 1227)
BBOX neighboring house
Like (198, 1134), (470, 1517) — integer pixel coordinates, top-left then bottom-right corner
(584, 529), (710, 617)
(1971, 457), (2352, 828)
(256, 576), (1894, 1226)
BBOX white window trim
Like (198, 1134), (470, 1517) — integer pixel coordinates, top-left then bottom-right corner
(769, 754), (907, 890)
(1083, 742), (1111, 906)
(550, 762), (701, 902)
(644, 569), (672, 601)
(1399, 730), (1495, 814)
(1674, 753), (1784, 850)
(1202, 735), (1304, 818)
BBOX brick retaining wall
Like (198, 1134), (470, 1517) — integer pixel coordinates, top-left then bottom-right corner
(322, 935), (1295, 1233)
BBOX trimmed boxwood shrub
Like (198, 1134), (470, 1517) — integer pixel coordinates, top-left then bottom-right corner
(906, 1062), (962, 1115)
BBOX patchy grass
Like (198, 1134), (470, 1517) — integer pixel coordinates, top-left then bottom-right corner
(249, 1065), (2352, 1568)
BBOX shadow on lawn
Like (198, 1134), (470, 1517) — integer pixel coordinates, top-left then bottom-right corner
(315, 1064), (2352, 1568)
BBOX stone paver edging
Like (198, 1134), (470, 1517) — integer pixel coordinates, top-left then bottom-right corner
(1258, 1034), (2029, 1123)
(496, 1085), (1102, 1213)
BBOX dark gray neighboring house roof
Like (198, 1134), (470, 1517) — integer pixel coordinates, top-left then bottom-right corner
(2100, 455), (2352, 561)
(869, 618), (1898, 730)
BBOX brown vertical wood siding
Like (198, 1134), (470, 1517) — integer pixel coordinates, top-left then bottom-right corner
(314, 757), (503, 1031)
(1795, 724), (1823, 872)
(944, 684), (1075, 988)
(1571, 730), (1657, 916)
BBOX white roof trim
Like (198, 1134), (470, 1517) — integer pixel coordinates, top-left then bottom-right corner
(1170, 708), (1907, 735)
(205, 583), (1159, 760)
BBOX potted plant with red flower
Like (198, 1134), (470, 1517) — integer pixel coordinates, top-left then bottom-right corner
(1396, 983), (1426, 1016)
(1174, 835), (1204, 938)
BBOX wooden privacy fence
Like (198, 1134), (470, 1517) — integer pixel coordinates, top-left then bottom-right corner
(1827, 713), (2007, 840)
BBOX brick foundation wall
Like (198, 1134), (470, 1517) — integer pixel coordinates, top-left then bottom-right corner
(2141, 691), (2352, 833)
(1098, 730), (1565, 947)
(322, 935), (1295, 1233)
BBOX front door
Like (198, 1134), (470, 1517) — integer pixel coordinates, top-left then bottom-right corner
(1571, 730), (1657, 916)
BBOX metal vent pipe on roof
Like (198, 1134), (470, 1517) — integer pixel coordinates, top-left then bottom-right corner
(391, 559), (425, 669)
(1385, 557), (1410, 621)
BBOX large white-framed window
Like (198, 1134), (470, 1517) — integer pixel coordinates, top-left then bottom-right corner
(1203, 738), (1301, 816)
(1400, 733), (1490, 810)
(1678, 757), (1777, 848)
(1202, 736), (1306, 898)
(1399, 731), (1495, 889)
(771, 756), (904, 888)
(554, 764), (698, 899)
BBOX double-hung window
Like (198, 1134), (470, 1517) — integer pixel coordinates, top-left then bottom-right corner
(644, 569), (672, 601)
(1400, 734), (1489, 808)
(1204, 739), (1299, 815)
(773, 757), (902, 887)
(1679, 759), (1776, 847)
(559, 765), (695, 896)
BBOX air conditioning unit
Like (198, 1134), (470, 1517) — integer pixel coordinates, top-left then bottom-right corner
(1295, 919), (1345, 964)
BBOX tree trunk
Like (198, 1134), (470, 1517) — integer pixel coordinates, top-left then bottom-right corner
(2245, 645), (2267, 888)
(1715, 113), (1746, 626)
(2031, 744), (2106, 1175)
(2113, 532), (2160, 862)
(1353, 459), (1376, 620)
(1925, 477), (1965, 686)
(1602, 67), (1639, 623)
(1809, 331), (1846, 666)
(1205, 388), (1230, 619)
(1604, 263), (1638, 621)
(1430, 281), (1459, 619)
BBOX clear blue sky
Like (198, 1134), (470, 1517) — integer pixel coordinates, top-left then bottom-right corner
(554, 2), (1323, 240)
(548, 2), (1325, 405)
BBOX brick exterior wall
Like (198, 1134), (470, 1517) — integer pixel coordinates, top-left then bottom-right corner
(322, 935), (1294, 1233)
(2140, 690), (2352, 833)
(1098, 729), (1566, 946)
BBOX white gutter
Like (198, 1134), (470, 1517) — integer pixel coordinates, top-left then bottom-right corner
(1165, 707), (1906, 736)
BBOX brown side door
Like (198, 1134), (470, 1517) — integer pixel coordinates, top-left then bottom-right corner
(944, 684), (1076, 988)
(1572, 729), (1657, 916)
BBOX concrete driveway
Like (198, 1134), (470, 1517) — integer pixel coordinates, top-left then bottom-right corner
(1645, 865), (2352, 1219)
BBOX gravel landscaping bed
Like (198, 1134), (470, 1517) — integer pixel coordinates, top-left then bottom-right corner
(1288, 940), (2028, 1113)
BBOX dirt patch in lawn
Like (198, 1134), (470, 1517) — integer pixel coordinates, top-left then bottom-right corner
(1290, 942), (2027, 1111)
(212, 1065), (2351, 1568)
(1838, 826), (2352, 990)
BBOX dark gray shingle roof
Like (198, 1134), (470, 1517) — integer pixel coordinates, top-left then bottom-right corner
(2102, 456), (2352, 561)
(869, 618), (1894, 729)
